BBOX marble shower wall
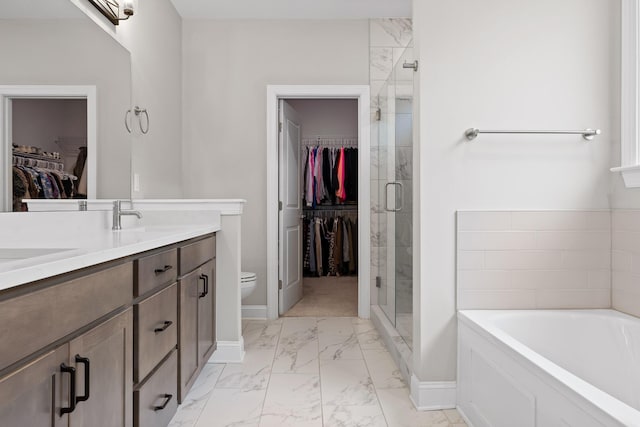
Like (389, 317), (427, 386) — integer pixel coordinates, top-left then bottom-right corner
(369, 18), (413, 312)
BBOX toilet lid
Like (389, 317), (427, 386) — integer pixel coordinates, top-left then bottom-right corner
(241, 272), (256, 283)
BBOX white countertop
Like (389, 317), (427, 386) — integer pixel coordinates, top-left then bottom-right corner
(0, 209), (221, 292)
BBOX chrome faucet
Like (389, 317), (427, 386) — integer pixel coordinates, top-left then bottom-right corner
(112, 200), (142, 230)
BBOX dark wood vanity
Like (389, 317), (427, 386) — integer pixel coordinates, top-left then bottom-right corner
(0, 233), (217, 427)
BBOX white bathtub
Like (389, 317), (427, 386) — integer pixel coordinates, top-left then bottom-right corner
(457, 310), (640, 427)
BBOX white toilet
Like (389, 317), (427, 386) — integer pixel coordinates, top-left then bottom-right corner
(241, 271), (257, 300)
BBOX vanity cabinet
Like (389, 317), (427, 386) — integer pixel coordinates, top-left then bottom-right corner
(0, 232), (217, 427)
(178, 235), (216, 402)
(0, 262), (133, 427)
(0, 345), (69, 427)
(68, 309), (133, 427)
(133, 247), (180, 427)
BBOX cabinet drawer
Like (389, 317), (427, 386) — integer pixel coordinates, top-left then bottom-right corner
(179, 235), (215, 274)
(0, 262), (132, 371)
(135, 248), (177, 297)
(134, 350), (178, 427)
(135, 284), (177, 382)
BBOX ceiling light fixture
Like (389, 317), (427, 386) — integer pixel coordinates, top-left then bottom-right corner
(87, 0), (134, 25)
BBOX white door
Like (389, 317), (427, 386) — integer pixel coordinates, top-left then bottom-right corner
(278, 100), (303, 315)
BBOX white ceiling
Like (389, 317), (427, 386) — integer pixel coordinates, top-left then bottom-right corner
(0, 0), (84, 19)
(169, 0), (411, 20)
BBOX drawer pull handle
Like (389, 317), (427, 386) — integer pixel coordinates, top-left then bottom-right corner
(75, 355), (90, 403)
(60, 363), (77, 416)
(154, 393), (173, 411)
(154, 265), (173, 274)
(154, 320), (173, 333)
(199, 274), (209, 298)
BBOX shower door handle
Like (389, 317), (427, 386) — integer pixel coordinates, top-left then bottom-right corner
(384, 182), (403, 212)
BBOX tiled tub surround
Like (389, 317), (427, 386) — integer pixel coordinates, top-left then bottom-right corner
(457, 210), (611, 310)
(612, 210), (640, 318)
(458, 310), (640, 426)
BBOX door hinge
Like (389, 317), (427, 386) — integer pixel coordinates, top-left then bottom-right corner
(278, 279), (283, 290)
(375, 108), (381, 121)
(376, 276), (382, 288)
(278, 201), (283, 211)
(279, 122), (283, 132)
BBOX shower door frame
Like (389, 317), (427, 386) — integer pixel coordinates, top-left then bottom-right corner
(265, 85), (371, 319)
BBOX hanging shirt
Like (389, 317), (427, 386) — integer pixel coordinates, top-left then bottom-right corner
(305, 147), (315, 207)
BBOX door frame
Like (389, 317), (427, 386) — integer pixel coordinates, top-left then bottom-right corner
(266, 85), (371, 319)
(1, 85), (97, 211)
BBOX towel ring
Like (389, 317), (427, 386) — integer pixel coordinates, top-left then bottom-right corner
(124, 106), (150, 134)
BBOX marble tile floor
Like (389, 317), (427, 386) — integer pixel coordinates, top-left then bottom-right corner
(169, 316), (466, 427)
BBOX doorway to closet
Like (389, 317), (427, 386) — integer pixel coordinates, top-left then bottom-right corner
(266, 85), (371, 320)
(279, 98), (360, 317)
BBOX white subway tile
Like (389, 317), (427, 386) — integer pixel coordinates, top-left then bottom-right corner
(535, 231), (610, 250)
(631, 254), (640, 276)
(587, 270), (611, 289)
(612, 250), (633, 272)
(585, 211), (611, 231)
(613, 210), (640, 232)
(484, 251), (562, 270)
(561, 250), (610, 270)
(535, 289), (610, 309)
(511, 211), (587, 231)
(457, 270), (511, 290)
(457, 211), (511, 231)
(457, 251), (484, 270)
(510, 270), (588, 290)
(458, 231), (536, 251)
(612, 271), (640, 293)
(613, 289), (640, 318)
(457, 290), (536, 310)
(612, 231), (640, 254)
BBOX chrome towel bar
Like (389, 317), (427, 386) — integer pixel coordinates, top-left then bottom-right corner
(465, 128), (601, 141)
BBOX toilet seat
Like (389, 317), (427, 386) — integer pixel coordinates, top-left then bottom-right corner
(241, 272), (256, 283)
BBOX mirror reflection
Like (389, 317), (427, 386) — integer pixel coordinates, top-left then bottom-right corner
(0, 0), (132, 212)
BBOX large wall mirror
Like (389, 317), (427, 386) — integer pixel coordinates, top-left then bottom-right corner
(0, 0), (132, 212)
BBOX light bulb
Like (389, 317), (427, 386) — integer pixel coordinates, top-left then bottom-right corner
(122, 0), (134, 17)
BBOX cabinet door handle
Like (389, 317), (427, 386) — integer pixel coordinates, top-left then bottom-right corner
(153, 393), (173, 411)
(59, 363), (76, 416)
(154, 320), (173, 333)
(154, 265), (173, 274)
(199, 274), (209, 298)
(75, 355), (90, 403)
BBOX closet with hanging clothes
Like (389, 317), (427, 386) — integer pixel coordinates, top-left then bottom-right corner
(281, 98), (359, 317)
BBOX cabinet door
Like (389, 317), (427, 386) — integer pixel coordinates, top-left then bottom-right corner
(0, 345), (69, 427)
(69, 309), (133, 427)
(178, 269), (199, 402)
(198, 260), (216, 363)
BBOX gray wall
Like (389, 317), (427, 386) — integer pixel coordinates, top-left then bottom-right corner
(0, 19), (131, 199)
(181, 19), (370, 305)
(413, 0), (620, 382)
(128, 0), (183, 198)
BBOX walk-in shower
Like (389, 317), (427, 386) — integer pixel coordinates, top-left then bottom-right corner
(372, 42), (414, 356)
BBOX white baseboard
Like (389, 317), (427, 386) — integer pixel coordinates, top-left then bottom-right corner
(208, 338), (245, 363)
(241, 304), (268, 319)
(410, 376), (457, 410)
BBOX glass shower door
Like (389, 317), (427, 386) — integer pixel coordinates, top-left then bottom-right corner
(373, 43), (414, 349)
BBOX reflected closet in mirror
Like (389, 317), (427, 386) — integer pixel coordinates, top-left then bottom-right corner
(0, 0), (132, 212)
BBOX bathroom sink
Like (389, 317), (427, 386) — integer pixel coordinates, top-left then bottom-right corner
(0, 247), (74, 260)
(0, 248), (82, 271)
